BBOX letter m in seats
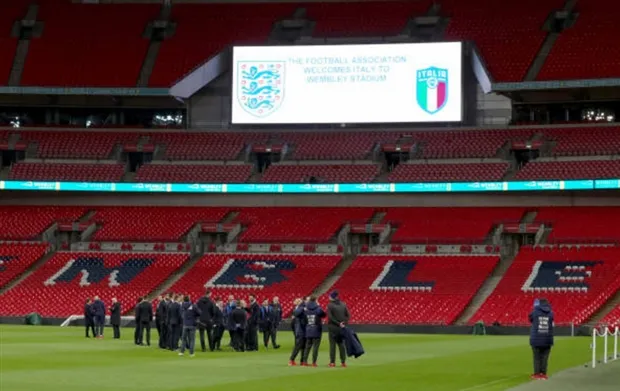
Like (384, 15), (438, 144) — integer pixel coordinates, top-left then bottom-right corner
(0, 256), (16, 272)
(521, 260), (602, 293)
(370, 260), (435, 291)
(44, 257), (154, 287)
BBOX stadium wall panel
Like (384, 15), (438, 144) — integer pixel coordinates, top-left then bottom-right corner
(0, 191), (619, 208)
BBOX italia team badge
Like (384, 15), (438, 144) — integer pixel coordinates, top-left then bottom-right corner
(237, 61), (285, 118)
(416, 66), (448, 115)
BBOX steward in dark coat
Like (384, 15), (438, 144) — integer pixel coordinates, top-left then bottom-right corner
(109, 299), (121, 339)
(301, 298), (326, 365)
(529, 298), (554, 379)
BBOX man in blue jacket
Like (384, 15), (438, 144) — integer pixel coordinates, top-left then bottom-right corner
(179, 295), (201, 357)
(92, 296), (106, 339)
(288, 298), (307, 366)
(84, 298), (95, 338)
(301, 296), (326, 367)
(529, 298), (554, 380)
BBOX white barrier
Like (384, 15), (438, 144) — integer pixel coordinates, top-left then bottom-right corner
(61, 315), (135, 328)
(591, 326), (619, 368)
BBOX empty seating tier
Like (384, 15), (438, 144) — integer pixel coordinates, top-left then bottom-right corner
(515, 160), (620, 181)
(0, 206), (86, 240)
(9, 162), (125, 182)
(534, 207), (620, 243)
(21, 2), (160, 87)
(236, 207), (373, 243)
(135, 164), (252, 183)
(0, 243), (48, 288)
(537, 0), (620, 80)
(0, 251), (188, 317)
(384, 207), (525, 244)
(168, 253), (342, 315)
(600, 306), (620, 327)
(261, 164), (380, 183)
(148, 132), (267, 161)
(543, 127), (620, 157)
(470, 246), (620, 326)
(18, 131), (140, 159)
(388, 162), (508, 182)
(441, 0), (564, 82)
(330, 254), (499, 325)
(91, 206), (230, 242)
(276, 131), (398, 160)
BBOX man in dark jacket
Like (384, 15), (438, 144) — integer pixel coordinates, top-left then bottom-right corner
(84, 298), (96, 338)
(137, 297), (153, 346)
(259, 300), (274, 349)
(268, 296), (282, 349)
(133, 297), (142, 345)
(179, 295), (202, 357)
(327, 290), (350, 367)
(301, 296), (326, 367)
(289, 298), (307, 366)
(529, 298), (554, 380)
(167, 294), (183, 350)
(230, 301), (247, 352)
(156, 295), (169, 349)
(109, 297), (121, 339)
(92, 296), (106, 338)
(224, 295), (235, 347)
(197, 289), (216, 352)
(245, 294), (260, 351)
(212, 297), (225, 351)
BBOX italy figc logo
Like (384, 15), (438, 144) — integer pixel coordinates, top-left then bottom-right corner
(416, 67), (448, 115)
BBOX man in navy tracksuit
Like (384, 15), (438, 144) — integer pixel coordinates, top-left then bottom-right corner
(289, 298), (307, 366)
(179, 295), (201, 357)
(301, 296), (326, 367)
(92, 296), (106, 338)
(529, 298), (554, 380)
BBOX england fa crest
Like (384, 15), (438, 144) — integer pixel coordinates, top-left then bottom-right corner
(237, 61), (285, 118)
(416, 67), (448, 115)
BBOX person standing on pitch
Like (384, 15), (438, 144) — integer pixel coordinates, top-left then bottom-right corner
(529, 298), (554, 380)
(92, 296), (106, 338)
(301, 296), (326, 367)
(110, 297), (121, 339)
(327, 290), (349, 368)
(84, 298), (96, 338)
(289, 298), (307, 366)
(197, 289), (216, 352)
(246, 294), (260, 351)
(212, 297), (225, 351)
(137, 297), (153, 346)
(230, 301), (247, 352)
(224, 295), (236, 346)
(179, 295), (201, 357)
(133, 297), (141, 345)
(167, 294), (182, 350)
(269, 296), (282, 349)
(259, 299), (274, 349)
(156, 295), (169, 349)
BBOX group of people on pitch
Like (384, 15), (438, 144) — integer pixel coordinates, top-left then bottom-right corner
(84, 296), (121, 339)
(289, 290), (362, 367)
(150, 291), (284, 356)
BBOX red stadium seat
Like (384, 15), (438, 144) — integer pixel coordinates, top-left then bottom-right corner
(10, 162), (125, 182)
(135, 164), (252, 183)
(0, 206), (87, 240)
(261, 164), (380, 183)
(0, 243), (49, 288)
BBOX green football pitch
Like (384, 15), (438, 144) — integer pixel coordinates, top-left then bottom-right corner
(0, 325), (593, 391)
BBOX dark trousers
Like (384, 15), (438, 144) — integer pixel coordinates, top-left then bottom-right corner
(180, 327), (196, 355)
(199, 324), (214, 351)
(112, 324), (120, 339)
(246, 325), (258, 351)
(158, 322), (168, 349)
(85, 320), (96, 337)
(228, 330), (234, 346)
(328, 327), (346, 364)
(290, 335), (306, 361)
(263, 328), (279, 348)
(138, 322), (151, 345)
(134, 323), (140, 344)
(232, 329), (245, 351)
(302, 337), (322, 364)
(532, 346), (551, 375)
(213, 326), (224, 350)
(169, 324), (181, 350)
(94, 316), (105, 336)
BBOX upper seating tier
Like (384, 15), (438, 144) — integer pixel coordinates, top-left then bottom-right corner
(261, 164), (380, 183)
(0, 206), (87, 240)
(10, 162), (125, 182)
(0, 243), (49, 288)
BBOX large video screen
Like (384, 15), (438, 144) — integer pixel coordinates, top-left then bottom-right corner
(231, 42), (462, 124)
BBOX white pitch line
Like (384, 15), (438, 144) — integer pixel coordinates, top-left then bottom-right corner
(458, 376), (520, 391)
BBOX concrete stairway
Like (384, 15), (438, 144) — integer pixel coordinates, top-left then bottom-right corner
(141, 253), (204, 305)
(587, 289), (620, 325)
(0, 250), (57, 295)
(454, 253), (516, 325)
(312, 253), (356, 297)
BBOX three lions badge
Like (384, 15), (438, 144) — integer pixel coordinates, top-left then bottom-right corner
(237, 62), (285, 118)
